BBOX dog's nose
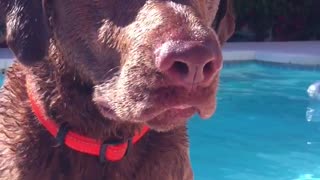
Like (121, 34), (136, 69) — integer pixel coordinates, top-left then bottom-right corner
(155, 40), (222, 89)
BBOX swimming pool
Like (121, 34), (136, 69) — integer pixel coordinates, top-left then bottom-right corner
(0, 61), (319, 179)
(188, 61), (320, 180)
(0, 74), (4, 85)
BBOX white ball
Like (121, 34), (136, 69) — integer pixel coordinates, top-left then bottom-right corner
(307, 81), (320, 100)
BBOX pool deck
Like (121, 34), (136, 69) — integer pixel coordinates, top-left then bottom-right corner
(0, 41), (320, 69)
(223, 41), (320, 65)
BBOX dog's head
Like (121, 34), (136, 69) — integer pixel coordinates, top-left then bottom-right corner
(3, 0), (235, 132)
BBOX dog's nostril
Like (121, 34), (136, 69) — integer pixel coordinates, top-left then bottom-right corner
(203, 61), (214, 75)
(155, 40), (222, 88)
(171, 61), (189, 76)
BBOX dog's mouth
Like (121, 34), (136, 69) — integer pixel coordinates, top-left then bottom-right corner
(93, 76), (218, 131)
(94, 97), (216, 131)
(164, 104), (213, 119)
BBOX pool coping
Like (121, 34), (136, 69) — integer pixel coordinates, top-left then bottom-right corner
(223, 41), (320, 65)
(1, 41), (320, 69)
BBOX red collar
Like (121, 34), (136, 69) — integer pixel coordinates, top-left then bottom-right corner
(26, 80), (149, 162)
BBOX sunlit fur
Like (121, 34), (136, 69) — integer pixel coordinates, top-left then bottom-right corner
(0, 0), (235, 179)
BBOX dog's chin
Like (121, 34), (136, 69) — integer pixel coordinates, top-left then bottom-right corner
(95, 102), (216, 132)
(145, 107), (197, 132)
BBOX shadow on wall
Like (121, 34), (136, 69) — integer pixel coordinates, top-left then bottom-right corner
(0, 16), (5, 48)
(229, 0), (320, 42)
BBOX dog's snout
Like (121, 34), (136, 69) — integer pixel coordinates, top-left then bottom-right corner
(155, 41), (222, 89)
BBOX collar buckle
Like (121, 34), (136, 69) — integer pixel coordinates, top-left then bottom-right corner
(99, 138), (133, 164)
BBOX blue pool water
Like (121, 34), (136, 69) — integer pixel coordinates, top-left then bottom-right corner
(0, 74), (4, 85)
(188, 62), (320, 180)
(0, 62), (319, 179)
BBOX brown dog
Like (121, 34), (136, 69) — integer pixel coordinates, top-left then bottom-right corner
(0, 0), (235, 179)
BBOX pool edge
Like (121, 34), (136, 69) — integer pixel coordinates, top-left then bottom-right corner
(222, 41), (320, 65)
(1, 41), (320, 69)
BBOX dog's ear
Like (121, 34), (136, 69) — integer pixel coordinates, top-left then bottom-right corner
(2, 0), (49, 66)
(213, 0), (235, 45)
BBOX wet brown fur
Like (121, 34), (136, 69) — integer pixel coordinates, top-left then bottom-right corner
(0, 0), (235, 179)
